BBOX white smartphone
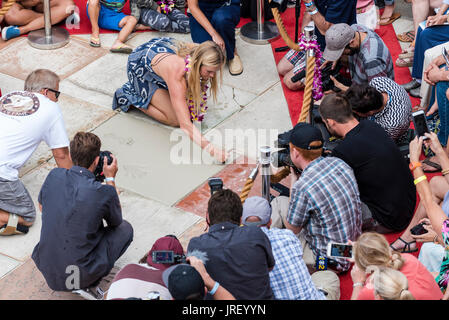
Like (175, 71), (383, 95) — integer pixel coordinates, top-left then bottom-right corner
(412, 110), (430, 140)
(326, 242), (353, 259)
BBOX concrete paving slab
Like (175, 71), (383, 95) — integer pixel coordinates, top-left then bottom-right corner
(0, 37), (108, 81)
(19, 95), (117, 177)
(92, 113), (224, 205)
(223, 35), (279, 96)
(115, 189), (202, 267)
(208, 82), (291, 161)
(0, 163), (54, 261)
(0, 254), (21, 280)
(0, 258), (84, 300)
(0, 73), (25, 94)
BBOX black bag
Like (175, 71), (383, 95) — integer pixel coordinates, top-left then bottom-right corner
(240, 0), (287, 21)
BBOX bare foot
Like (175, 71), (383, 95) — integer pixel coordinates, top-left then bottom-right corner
(135, 24), (152, 31)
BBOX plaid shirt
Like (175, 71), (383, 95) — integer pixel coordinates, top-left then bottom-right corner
(287, 157), (362, 272)
(348, 24), (394, 85)
(261, 227), (326, 300)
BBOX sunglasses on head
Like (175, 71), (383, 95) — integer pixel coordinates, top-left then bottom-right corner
(44, 88), (60, 99)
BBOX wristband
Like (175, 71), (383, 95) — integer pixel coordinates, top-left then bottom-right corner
(353, 282), (364, 288)
(105, 177), (115, 182)
(209, 281), (220, 295)
(442, 169), (449, 176)
(409, 161), (422, 171)
(414, 175), (427, 185)
(309, 8), (318, 15)
(305, 1), (314, 7)
(434, 234), (439, 244)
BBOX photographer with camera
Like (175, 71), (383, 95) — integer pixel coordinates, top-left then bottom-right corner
(321, 23), (394, 92)
(318, 93), (416, 234)
(187, 189), (275, 300)
(32, 132), (133, 299)
(276, 0), (357, 91)
(270, 122), (362, 273)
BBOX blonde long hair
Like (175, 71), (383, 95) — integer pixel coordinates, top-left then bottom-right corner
(353, 232), (405, 271)
(175, 40), (226, 111)
(368, 266), (415, 300)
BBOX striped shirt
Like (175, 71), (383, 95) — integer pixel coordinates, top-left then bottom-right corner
(261, 227), (326, 300)
(100, 0), (127, 12)
(369, 77), (412, 142)
(287, 156), (362, 272)
(349, 24), (394, 85)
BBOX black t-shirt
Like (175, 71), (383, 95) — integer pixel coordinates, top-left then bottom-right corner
(331, 120), (416, 231)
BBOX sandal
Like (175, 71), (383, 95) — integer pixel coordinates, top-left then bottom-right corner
(397, 30), (415, 42)
(110, 44), (133, 54)
(396, 56), (414, 67)
(399, 46), (415, 59)
(0, 214), (29, 236)
(390, 237), (418, 253)
(379, 12), (401, 25)
(90, 36), (101, 48)
(422, 157), (442, 173)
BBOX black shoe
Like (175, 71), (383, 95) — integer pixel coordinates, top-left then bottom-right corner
(402, 79), (420, 92)
(409, 86), (422, 98)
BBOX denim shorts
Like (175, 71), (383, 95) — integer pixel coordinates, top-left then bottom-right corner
(0, 177), (36, 222)
(86, 2), (127, 31)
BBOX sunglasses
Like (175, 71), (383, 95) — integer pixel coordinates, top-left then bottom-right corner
(45, 88), (60, 99)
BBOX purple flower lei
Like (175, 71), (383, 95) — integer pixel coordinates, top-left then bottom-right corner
(184, 54), (209, 122)
(157, 0), (175, 14)
(297, 34), (323, 101)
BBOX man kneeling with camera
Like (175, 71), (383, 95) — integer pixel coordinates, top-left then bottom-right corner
(32, 132), (133, 299)
(270, 122), (362, 273)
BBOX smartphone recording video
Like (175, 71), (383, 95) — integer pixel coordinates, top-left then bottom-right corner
(326, 242), (353, 259)
(412, 110), (430, 140)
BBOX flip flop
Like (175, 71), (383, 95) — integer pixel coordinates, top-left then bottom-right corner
(379, 12), (401, 25)
(422, 157), (442, 173)
(390, 237), (418, 253)
(398, 46), (415, 59)
(110, 44), (133, 54)
(397, 30), (415, 42)
(0, 214), (29, 236)
(90, 36), (101, 48)
(396, 56), (414, 67)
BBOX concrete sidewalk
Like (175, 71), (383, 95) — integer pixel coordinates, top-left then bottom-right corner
(0, 3), (414, 299)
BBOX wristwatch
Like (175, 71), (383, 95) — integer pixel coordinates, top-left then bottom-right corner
(409, 161), (422, 171)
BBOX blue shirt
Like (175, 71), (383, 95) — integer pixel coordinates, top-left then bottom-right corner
(187, 222), (275, 300)
(32, 166), (122, 291)
(287, 156), (362, 272)
(314, 0), (357, 50)
(261, 227), (326, 300)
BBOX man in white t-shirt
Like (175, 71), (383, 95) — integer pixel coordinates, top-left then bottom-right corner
(0, 69), (72, 236)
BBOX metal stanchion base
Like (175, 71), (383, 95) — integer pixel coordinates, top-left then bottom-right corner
(240, 21), (280, 45)
(28, 27), (70, 50)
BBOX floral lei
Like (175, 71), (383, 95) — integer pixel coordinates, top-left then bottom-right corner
(297, 33), (323, 101)
(185, 54), (209, 122)
(157, 0), (175, 14)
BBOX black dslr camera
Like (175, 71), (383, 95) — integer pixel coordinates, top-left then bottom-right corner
(291, 61), (351, 93)
(271, 131), (302, 175)
(94, 151), (113, 182)
(151, 250), (187, 264)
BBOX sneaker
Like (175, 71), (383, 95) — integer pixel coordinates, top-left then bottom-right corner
(2, 26), (21, 41)
(228, 54), (243, 76)
(72, 286), (104, 300)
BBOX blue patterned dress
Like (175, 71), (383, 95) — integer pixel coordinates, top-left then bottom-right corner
(113, 37), (176, 112)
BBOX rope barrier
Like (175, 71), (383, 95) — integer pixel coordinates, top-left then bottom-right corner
(0, 0), (16, 17)
(298, 55), (315, 123)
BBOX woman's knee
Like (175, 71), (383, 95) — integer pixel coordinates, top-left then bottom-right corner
(4, 4), (24, 25)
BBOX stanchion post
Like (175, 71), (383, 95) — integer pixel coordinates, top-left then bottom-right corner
(240, 0), (280, 44)
(298, 25), (316, 123)
(28, 0), (70, 50)
(260, 146), (272, 203)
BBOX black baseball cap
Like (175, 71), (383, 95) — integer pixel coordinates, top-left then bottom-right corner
(162, 264), (205, 300)
(286, 122), (324, 149)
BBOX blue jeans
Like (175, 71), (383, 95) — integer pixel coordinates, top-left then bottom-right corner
(188, 0), (240, 61)
(411, 24), (449, 80)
